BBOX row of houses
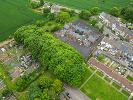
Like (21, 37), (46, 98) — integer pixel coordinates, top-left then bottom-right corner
(88, 58), (133, 93)
(99, 12), (133, 44)
(96, 36), (133, 71)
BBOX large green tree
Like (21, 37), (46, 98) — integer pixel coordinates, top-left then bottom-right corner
(121, 6), (133, 22)
(14, 25), (86, 87)
(79, 10), (91, 20)
(110, 7), (120, 17)
(90, 7), (100, 15)
(56, 12), (71, 24)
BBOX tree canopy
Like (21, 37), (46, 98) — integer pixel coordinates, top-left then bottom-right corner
(121, 6), (133, 23)
(14, 25), (86, 87)
(79, 10), (92, 20)
(55, 12), (71, 24)
(90, 7), (100, 15)
(28, 75), (62, 100)
(110, 7), (120, 17)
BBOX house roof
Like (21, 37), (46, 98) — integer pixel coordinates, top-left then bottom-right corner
(88, 58), (133, 92)
(100, 12), (133, 37)
(102, 37), (133, 54)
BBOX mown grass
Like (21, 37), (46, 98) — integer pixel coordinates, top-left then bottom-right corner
(81, 73), (128, 100)
(112, 82), (121, 90)
(121, 90), (130, 97)
(79, 67), (92, 86)
(45, 0), (130, 11)
(126, 75), (133, 82)
(0, 0), (43, 42)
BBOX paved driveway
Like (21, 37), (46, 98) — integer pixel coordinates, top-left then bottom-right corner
(64, 85), (90, 100)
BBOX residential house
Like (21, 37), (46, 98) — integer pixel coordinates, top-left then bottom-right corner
(55, 20), (102, 59)
(97, 36), (133, 71)
(99, 12), (133, 43)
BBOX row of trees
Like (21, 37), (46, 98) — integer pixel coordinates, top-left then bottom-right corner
(79, 5), (133, 23)
(14, 25), (86, 87)
(109, 5), (133, 22)
(79, 7), (100, 20)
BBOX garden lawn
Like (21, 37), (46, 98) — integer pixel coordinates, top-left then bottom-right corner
(126, 75), (133, 82)
(45, 0), (130, 11)
(81, 74), (127, 100)
(0, 0), (43, 42)
(79, 67), (92, 86)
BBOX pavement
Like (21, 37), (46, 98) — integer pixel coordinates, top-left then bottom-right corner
(64, 85), (90, 100)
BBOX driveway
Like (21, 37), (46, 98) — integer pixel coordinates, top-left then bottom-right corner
(64, 85), (90, 100)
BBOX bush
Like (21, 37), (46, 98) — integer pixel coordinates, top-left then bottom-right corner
(60, 8), (75, 17)
(30, 2), (40, 9)
(55, 12), (71, 24)
(47, 13), (55, 20)
(97, 54), (105, 62)
(28, 75), (62, 100)
(120, 6), (133, 23)
(29, 0), (43, 9)
(43, 8), (51, 15)
(2, 89), (12, 98)
(90, 7), (100, 15)
(36, 20), (47, 27)
(15, 69), (41, 91)
(90, 19), (98, 26)
(110, 7), (120, 17)
(79, 10), (91, 20)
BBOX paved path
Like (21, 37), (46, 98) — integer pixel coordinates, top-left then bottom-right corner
(80, 70), (97, 89)
(64, 85), (90, 100)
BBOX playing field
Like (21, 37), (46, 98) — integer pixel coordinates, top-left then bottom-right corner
(45, 0), (130, 11)
(0, 0), (43, 42)
(81, 73), (128, 100)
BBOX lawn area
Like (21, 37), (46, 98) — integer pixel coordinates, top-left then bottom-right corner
(126, 75), (133, 82)
(0, 0), (43, 42)
(121, 90), (130, 97)
(45, 0), (130, 11)
(79, 67), (92, 86)
(81, 74), (128, 100)
(112, 82), (121, 90)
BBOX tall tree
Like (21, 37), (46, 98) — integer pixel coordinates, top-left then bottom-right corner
(91, 7), (100, 15)
(56, 12), (71, 24)
(79, 10), (91, 20)
(110, 7), (120, 17)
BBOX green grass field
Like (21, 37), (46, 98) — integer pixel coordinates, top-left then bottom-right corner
(45, 0), (130, 11)
(0, 0), (43, 42)
(81, 72), (128, 100)
(127, 75), (133, 82)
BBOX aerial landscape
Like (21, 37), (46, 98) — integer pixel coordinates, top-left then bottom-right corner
(0, 0), (133, 100)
